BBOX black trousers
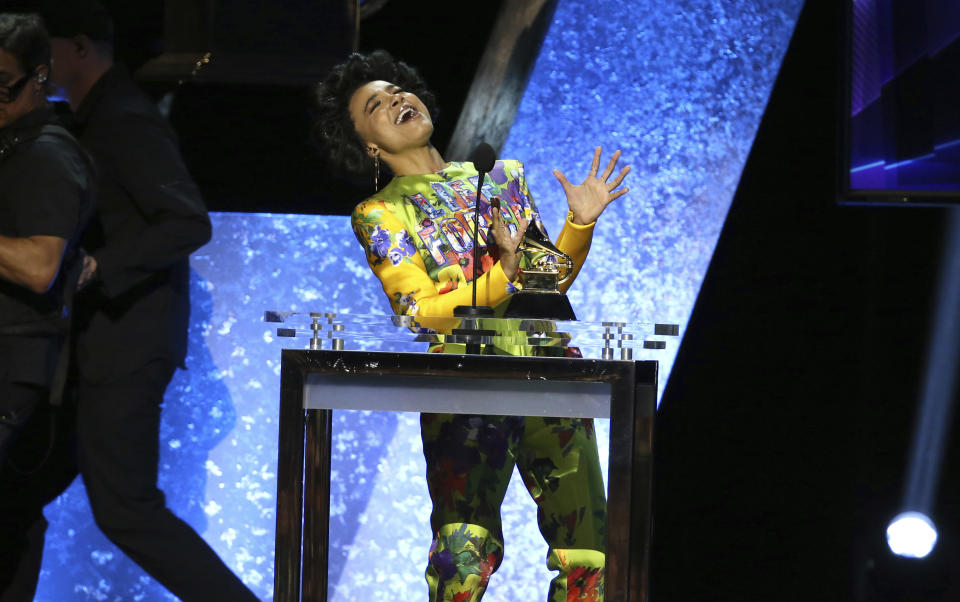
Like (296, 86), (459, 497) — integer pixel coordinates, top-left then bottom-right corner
(1, 360), (259, 602)
(0, 382), (45, 467)
(0, 383), (74, 602)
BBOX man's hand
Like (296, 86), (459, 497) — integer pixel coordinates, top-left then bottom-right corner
(77, 254), (99, 290)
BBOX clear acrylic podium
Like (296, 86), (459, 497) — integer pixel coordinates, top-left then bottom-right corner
(268, 313), (677, 602)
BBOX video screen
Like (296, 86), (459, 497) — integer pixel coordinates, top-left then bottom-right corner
(847, 0), (960, 195)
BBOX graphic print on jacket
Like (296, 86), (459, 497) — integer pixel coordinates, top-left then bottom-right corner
(351, 160), (546, 315)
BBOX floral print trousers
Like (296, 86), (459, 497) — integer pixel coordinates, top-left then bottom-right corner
(421, 413), (606, 601)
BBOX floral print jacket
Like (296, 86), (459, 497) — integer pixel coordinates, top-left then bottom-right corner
(350, 160), (594, 318)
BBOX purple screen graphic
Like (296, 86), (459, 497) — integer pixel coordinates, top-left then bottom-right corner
(848, 0), (960, 191)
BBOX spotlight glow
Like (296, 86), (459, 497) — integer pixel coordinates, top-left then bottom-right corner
(886, 511), (938, 558)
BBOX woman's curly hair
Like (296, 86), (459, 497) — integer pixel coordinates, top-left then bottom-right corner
(311, 49), (438, 179)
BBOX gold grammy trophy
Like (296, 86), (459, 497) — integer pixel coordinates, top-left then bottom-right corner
(503, 221), (578, 320)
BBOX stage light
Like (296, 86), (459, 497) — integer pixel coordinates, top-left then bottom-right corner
(886, 511), (938, 559)
(885, 210), (960, 566)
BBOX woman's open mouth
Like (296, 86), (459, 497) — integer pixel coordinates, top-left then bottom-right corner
(395, 105), (420, 124)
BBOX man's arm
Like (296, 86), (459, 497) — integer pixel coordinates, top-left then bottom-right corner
(87, 111), (210, 298)
(0, 234), (67, 294)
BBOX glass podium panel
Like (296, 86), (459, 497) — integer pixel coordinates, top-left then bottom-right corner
(265, 310), (680, 360)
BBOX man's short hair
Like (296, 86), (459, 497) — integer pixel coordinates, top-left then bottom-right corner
(0, 12), (50, 73)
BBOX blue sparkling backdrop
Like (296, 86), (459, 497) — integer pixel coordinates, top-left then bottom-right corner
(34, 1), (802, 599)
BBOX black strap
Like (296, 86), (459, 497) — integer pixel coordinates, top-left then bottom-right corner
(0, 123), (84, 161)
(0, 320), (66, 336)
(47, 255), (83, 407)
(46, 124), (95, 407)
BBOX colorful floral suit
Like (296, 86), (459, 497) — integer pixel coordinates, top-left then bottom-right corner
(351, 160), (606, 601)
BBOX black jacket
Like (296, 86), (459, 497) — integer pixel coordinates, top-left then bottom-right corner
(73, 66), (211, 383)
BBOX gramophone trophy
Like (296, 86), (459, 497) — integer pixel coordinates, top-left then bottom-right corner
(504, 221), (578, 321)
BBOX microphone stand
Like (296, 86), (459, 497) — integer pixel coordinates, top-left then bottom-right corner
(454, 143), (497, 352)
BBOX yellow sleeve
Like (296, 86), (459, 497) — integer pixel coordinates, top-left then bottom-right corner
(554, 211), (596, 293)
(352, 200), (518, 317)
(514, 163), (595, 294)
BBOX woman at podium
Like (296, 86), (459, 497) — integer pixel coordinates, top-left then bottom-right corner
(312, 50), (629, 602)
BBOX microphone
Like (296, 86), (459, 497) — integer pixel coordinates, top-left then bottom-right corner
(453, 142), (497, 326)
(471, 142), (495, 173)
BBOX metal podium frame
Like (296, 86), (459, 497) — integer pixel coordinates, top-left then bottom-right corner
(273, 349), (656, 601)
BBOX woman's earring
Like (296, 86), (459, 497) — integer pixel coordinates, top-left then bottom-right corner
(371, 149), (380, 191)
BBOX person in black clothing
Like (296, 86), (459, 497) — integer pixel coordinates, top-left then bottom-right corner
(0, 11), (93, 601)
(6, 1), (259, 600)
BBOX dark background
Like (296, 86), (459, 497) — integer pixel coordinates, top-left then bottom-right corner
(653, 1), (960, 600)
(68, 0), (960, 599)
(96, 0), (505, 216)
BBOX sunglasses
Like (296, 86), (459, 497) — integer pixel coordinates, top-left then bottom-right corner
(0, 71), (37, 104)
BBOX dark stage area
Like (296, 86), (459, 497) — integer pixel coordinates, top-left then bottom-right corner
(94, 0), (507, 216)
(654, 1), (960, 600)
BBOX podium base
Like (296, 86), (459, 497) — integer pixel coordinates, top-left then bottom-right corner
(504, 292), (577, 321)
(453, 305), (495, 318)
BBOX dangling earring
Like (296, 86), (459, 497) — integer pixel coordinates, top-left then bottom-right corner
(371, 148), (380, 191)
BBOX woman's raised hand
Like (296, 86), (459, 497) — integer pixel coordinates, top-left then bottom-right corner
(552, 147), (630, 225)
